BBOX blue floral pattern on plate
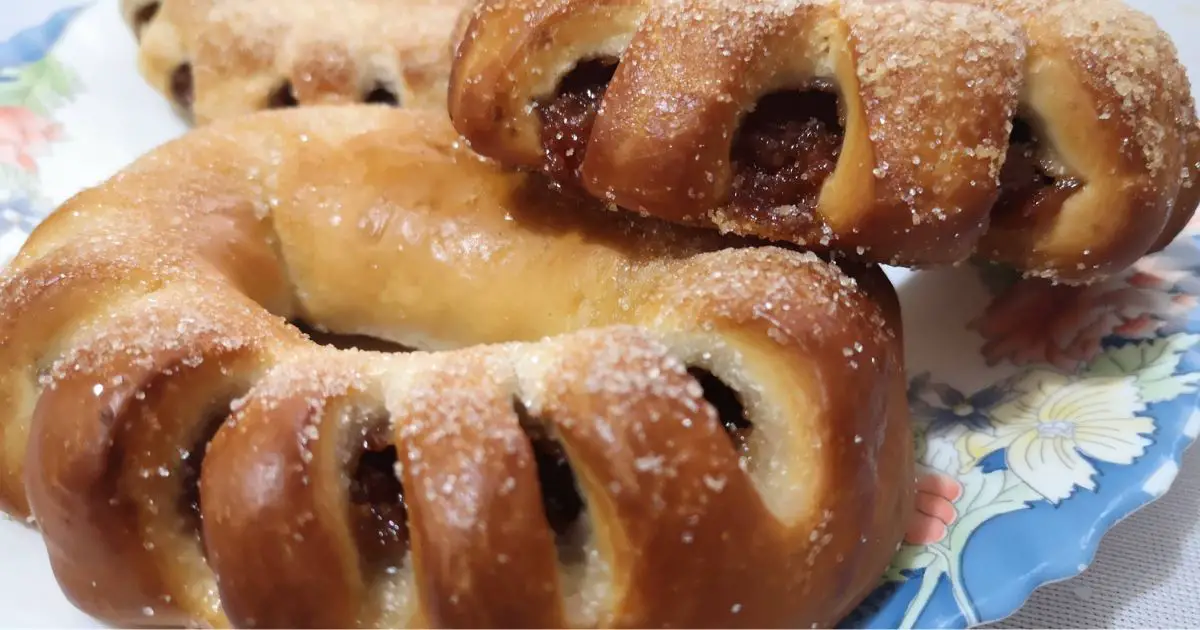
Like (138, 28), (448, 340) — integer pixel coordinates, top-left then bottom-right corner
(850, 233), (1200, 628)
(0, 5), (83, 267)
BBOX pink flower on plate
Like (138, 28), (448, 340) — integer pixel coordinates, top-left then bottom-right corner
(0, 106), (62, 173)
(971, 276), (1184, 371)
(905, 472), (963, 545)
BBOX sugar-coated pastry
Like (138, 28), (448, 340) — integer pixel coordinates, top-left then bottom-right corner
(121, 0), (471, 122)
(0, 107), (912, 629)
(449, 0), (1200, 283)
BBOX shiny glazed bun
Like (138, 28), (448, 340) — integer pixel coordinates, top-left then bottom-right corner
(121, 0), (471, 122)
(0, 107), (913, 628)
(449, 0), (1200, 283)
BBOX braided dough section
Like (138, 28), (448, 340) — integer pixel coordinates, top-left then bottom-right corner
(449, 0), (1200, 283)
(0, 108), (912, 628)
(121, 0), (470, 123)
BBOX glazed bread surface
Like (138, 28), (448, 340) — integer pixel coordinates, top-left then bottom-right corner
(0, 107), (912, 629)
(449, 0), (1200, 283)
(121, 0), (471, 122)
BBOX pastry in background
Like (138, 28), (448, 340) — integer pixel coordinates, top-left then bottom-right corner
(121, 0), (470, 122)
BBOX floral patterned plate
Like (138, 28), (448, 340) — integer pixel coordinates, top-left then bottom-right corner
(1, 1), (1199, 628)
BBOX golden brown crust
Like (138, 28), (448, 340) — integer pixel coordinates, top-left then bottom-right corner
(24, 292), (284, 627)
(448, 0), (1200, 283)
(970, 0), (1200, 277)
(121, 0), (471, 123)
(1, 107), (911, 628)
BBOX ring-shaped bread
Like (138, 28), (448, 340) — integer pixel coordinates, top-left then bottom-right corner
(0, 107), (912, 628)
(448, 0), (1200, 283)
(121, 0), (471, 122)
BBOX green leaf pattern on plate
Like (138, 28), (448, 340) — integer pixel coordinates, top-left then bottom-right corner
(0, 55), (78, 116)
(0, 12), (81, 268)
(892, 333), (1200, 627)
